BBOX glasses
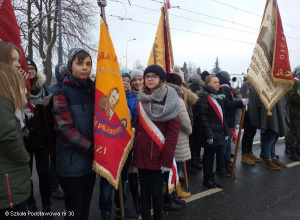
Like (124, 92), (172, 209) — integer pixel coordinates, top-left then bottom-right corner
(28, 67), (36, 71)
(122, 79), (130, 84)
(145, 74), (158, 80)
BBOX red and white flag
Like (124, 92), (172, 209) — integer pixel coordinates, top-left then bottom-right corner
(247, 0), (293, 115)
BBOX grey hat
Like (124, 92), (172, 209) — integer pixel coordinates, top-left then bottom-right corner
(67, 48), (92, 72)
(130, 69), (143, 81)
(293, 65), (300, 77)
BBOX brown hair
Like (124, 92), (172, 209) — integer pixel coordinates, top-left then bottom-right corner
(0, 62), (25, 109)
(142, 79), (164, 95)
(0, 41), (22, 65)
(73, 51), (91, 64)
(205, 74), (217, 84)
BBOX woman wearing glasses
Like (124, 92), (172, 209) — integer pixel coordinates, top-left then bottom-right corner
(132, 64), (180, 220)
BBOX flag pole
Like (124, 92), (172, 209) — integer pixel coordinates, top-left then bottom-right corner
(164, 2), (174, 69)
(183, 161), (189, 189)
(118, 178), (125, 220)
(231, 89), (249, 176)
(98, 0), (108, 28)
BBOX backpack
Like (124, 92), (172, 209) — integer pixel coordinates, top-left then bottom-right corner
(33, 89), (68, 164)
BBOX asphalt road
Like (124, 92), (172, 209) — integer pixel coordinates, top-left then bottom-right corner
(31, 138), (300, 220)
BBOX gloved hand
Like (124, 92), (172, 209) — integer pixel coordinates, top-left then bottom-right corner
(207, 139), (213, 145)
(242, 98), (249, 106)
(225, 136), (229, 140)
(161, 166), (171, 173)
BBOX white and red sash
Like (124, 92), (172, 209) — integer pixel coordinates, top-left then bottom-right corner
(206, 96), (223, 126)
(137, 102), (179, 193)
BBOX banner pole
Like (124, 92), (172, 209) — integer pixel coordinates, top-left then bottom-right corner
(183, 161), (189, 189)
(118, 178), (125, 220)
(231, 91), (249, 176)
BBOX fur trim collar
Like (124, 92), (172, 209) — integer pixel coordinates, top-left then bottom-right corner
(34, 71), (47, 89)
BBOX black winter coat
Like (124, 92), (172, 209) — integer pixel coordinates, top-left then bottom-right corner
(220, 82), (243, 129)
(195, 84), (229, 148)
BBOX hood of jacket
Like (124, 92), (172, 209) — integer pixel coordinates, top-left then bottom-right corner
(187, 74), (204, 93)
(33, 71), (47, 90)
(182, 86), (198, 106)
(166, 82), (184, 98)
(55, 63), (66, 87)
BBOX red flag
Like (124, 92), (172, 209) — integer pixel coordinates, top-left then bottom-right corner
(0, 0), (30, 89)
(166, 0), (171, 9)
(272, 6), (293, 83)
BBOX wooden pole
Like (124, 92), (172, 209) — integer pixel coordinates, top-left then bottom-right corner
(231, 93), (249, 176)
(183, 161), (189, 189)
(118, 178), (125, 220)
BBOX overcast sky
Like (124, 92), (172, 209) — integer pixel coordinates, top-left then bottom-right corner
(91, 0), (300, 74)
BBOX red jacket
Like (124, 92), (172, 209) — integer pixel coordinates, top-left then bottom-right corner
(132, 115), (179, 170)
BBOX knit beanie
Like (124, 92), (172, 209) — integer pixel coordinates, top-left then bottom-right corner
(172, 64), (185, 81)
(122, 72), (131, 81)
(293, 65), (300, 77)
(201, 71), (210, 82)
(166, 72), (182, 86)
(130, 69), (143, 81)
(144, 64), (166, 82)
(216, 71), (230, 84)
(26, 57), (38, 72)
(67, 48), (92, 73)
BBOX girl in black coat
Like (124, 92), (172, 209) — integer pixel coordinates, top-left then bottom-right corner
(196, 75), (229, 188)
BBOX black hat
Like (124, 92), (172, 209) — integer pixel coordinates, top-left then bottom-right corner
(144, 64), (166, 82)
(216, 71), (230, 84)
(201, 71), (210, 81)
(122, 72), (131, 81)
(166, 73), (182, 86)
(26, 57), (37, 72)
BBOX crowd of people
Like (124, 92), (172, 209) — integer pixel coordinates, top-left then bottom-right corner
(0, 41), (300, 220)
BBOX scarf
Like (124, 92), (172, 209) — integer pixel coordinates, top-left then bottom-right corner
(209, 93), (225, 100)
(138, 85), (180, 122)
(130, 89), (139, 98)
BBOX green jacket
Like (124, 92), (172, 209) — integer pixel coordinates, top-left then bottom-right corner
(0, 96), (31, 210)
(286, 82), (300, 122)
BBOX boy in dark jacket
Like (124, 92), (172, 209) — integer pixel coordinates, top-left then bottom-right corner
(52, 48), (95, 220)
(216, 71), (248, 176)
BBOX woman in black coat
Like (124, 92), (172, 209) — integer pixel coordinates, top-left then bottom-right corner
(195, 75), (229, 188)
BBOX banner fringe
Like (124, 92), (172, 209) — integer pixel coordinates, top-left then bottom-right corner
(247, 75), (291, 117)
(93, 132), (135, 190)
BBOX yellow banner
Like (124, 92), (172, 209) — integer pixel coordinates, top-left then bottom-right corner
(93, 20), (134, 190)
(147, 9), (166, 71)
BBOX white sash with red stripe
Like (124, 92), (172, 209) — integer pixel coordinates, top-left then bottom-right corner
(206, 96), (223, 126)
(137, 102), (179, 193)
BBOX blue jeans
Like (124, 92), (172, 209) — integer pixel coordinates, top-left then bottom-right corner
(262, 130), (279, 160)
(98, 154), (131, 213)
(176, 162), (183, 176)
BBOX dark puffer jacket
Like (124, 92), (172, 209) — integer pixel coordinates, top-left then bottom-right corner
(52, 74), (94, 177)
(195, 84), (229, 148)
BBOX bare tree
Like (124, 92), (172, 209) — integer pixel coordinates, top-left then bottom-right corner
(132, 60), (145, 71)
(12, 0), (98, 84)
